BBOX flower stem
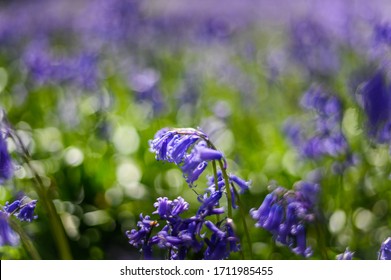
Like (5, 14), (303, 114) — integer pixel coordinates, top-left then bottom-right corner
(217, 160), (233, 219)
(232, 184), (253, 259)
(10, 131), (73, 260)
(9, 219), (41, 260)
(211, 160), (221, 222)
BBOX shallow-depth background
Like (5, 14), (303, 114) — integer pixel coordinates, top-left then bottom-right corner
(1, 0), (391, 260)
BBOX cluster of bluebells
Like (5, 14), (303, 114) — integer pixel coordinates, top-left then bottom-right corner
(284, 86), (354, 173)
(127, 127), (250, 259)
(250, 181), (319, 257)
(126, 195), (239, 260)
(0, 197), (38, 246)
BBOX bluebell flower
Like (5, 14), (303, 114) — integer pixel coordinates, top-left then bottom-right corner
(378, 237), (391, 260)
(149, 128), (223, 186)
(197, 190), (223, 217)
(203, 219), (239, 260)
(206, 171), (250, 209)
(0, 211), (20, 246)
(4, 198), (38, 222)
(153, 197), (189, 221)
(337, 248), (354, 260)
(3, 200), (21, 214)
(126, 214), (158, 248)
(127, 192), (240, 260)
(251, 182), (317, 257)
(16, 200), (38, 222)
(0, 133), (14, 183)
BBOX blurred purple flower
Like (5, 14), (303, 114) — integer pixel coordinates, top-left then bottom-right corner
(130, 69), (165, 115)
(378, 237), (391, 260)
(337, 248), (354, 260)
(289, 18), (339, 76)
(23, 40), (100, 90)
(284, 86), (351, 168)
(358, 70), (391, 143)
(250, 182), (318, 258)
(0, 211), (20, 247)
(0, 133), (14, 183)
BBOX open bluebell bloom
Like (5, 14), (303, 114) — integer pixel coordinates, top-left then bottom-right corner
(378, 237), (391, 260)
(251, 181), (318, 258)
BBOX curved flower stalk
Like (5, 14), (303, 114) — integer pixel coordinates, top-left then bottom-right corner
(1, 109), (72, 259)
(126, 127), (251, 259)
(250, 181), (319, 258)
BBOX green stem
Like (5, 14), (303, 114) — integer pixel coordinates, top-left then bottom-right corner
(9, 219), (41, 260)
(217, 160), (233, 219)
(211, 160), (221, 222)
(232, 185), (253, 259)
(10, 132), (73, 260)
(315, 219), (329, 259)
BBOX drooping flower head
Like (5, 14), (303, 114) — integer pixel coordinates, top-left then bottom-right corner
(250, 181), (319, 257)
(4, 197), (38, 222)
(149, 128), (223, 186)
